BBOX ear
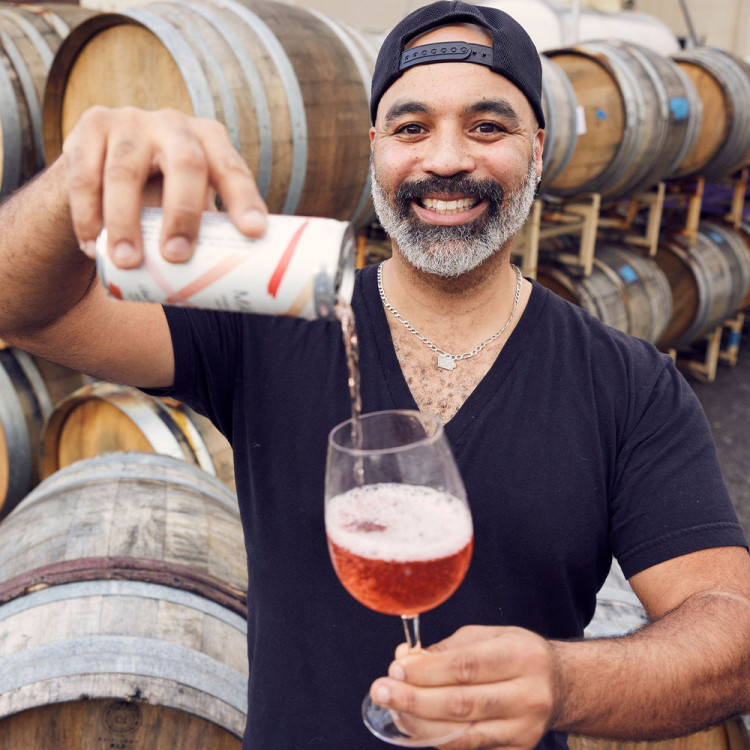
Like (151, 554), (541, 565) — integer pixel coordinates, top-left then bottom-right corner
(369, 127), (377, 151)
(533, 128), (545, 181)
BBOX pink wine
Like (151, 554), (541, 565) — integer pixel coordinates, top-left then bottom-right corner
(326, 483), (473, 616)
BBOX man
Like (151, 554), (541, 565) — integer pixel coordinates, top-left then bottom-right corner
(1, 2), (749, 749)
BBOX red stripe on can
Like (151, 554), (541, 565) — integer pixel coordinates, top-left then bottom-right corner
(267, 219), (310, 298)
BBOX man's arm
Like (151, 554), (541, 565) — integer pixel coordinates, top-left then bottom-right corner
(368, 545), (750, 750)
(553, 546), (750, 738)
(0, 106), (267, 387)
(0, 157), (174, 386)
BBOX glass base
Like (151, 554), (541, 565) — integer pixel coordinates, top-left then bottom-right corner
(363, 695), (469, 747)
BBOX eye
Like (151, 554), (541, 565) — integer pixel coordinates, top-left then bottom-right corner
(473, 121), (507, 135)
(394, 122), (426, 137)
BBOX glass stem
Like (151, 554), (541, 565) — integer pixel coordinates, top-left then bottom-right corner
(401, 614), (422, 652)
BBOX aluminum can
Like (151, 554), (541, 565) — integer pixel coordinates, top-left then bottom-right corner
(96, 207), (356, 320)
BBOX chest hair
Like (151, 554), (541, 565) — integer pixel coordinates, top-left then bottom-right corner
(387, 318), (507, 425)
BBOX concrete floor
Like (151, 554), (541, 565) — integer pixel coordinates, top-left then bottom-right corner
(687, 316), (750, 541)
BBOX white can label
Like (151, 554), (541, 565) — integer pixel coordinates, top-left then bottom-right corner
(96, 208), (355, 320)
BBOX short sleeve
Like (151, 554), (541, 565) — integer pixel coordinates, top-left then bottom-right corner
(610, 357), (747, 578)
(141, 305), (244, 439)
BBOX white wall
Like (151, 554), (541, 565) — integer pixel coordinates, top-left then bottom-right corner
(633, 0), (750, 57)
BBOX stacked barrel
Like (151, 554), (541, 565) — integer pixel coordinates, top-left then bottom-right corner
(0, 4), (379, 738)
(0, 451), (247, 749)
(1, 1), (750, 747)
(535, 42), (750, 356)
(0, 3), (96, 196)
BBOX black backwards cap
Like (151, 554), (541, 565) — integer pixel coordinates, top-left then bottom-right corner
(370, 1), (545, 129)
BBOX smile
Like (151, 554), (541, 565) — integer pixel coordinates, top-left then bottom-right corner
(418, 197), (479, 215)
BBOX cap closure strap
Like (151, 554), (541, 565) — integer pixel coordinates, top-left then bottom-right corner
(399, 42), (493, 71)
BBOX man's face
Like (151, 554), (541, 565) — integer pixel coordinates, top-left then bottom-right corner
(369, 24), (544, 278)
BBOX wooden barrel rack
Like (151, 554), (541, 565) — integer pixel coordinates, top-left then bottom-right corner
(512, 161), (749, 383)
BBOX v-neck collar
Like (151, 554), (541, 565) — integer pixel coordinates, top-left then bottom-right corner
(357, 263), (548, 444)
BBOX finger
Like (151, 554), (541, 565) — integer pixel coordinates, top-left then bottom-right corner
(372, 674), (553, 733)
(63, 106), (109, 258)
(148, 110), (215, 263)
(372, 676), (508, 724)
(384, 708), (470, 748)
(394, 628), (541, 687)
(197, 117), (268, 236)
(438, 718), (549, 750)
(394, 625), (494, 660)
(100, 109), (156, 268)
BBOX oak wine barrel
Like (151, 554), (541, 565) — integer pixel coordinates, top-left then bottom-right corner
(654, 227), (743, 348)
(0, 348), (87, 519)
(605, 42), (701, 187)
(537, 240), (672, 344)
(670, 48), (750, 181)
(539, 53), (579, 191)
(0, 453), (248, 743)
(0, 451), (245, 603)
(585, 559), (646, 640)
(39, 381), (235, 491)
(739, 223), (750, 311)
(538, 244), (629, 336)
(0, 3), (96, 196)
(569, 721), (750, 750)
(42, 0), (377, 226)
(0, 695), (242, 750)
(593, 243), (673, 345)
(699, 221), (750, 317)
(545, 41), (701, 200)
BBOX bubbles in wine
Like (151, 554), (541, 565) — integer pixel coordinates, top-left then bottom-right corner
(326, 483), (472, 562)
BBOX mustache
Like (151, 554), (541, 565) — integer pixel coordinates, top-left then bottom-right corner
(395, 176), (505, 207)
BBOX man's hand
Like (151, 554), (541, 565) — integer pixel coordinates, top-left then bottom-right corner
(369, 625), (558, 750)
(62, 106), (268, 268)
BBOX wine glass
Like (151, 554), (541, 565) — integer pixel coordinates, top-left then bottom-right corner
(324, 409), (473, 746)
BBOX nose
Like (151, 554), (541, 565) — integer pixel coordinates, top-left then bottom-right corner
(419, 126), (476, 177)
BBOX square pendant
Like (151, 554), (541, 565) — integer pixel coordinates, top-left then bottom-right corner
(437, 354), (456, 371)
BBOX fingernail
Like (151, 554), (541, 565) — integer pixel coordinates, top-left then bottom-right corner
(389, 663), (405, 681)
(375, 685), (391, 706)
(113, 242), (138, 266)
(242, 209), (267, 233)
(164, 236), (192, 262)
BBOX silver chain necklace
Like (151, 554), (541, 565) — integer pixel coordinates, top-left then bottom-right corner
(377, 262), (523, 371)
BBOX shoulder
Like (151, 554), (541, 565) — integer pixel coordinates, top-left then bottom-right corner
(528, 279), (671, 377)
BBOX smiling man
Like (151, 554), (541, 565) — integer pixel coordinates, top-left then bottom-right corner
(1, 2), (750, 749)
(370, 21), (542, 282)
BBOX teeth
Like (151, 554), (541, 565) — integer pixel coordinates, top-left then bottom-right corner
(421, 197), (477, 214)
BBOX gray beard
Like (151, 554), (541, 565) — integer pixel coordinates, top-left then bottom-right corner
(370, 154), (538, 278)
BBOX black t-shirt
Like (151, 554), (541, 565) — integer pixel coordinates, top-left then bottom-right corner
(152, 264), (746, 749)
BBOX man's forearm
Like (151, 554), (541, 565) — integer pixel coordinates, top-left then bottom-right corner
(551, 590), (750, 740)
(0, 157), (96, 342)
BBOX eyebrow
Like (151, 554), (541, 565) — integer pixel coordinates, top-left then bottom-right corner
(382, 97), (522, 128)
(382, 100), (431, 127)
(466, 98), (521, 126)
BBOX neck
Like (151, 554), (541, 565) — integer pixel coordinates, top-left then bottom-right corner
(379, 243), (527, 352)
(393, 245), (508, 296)
(383, 244), (516, 328)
